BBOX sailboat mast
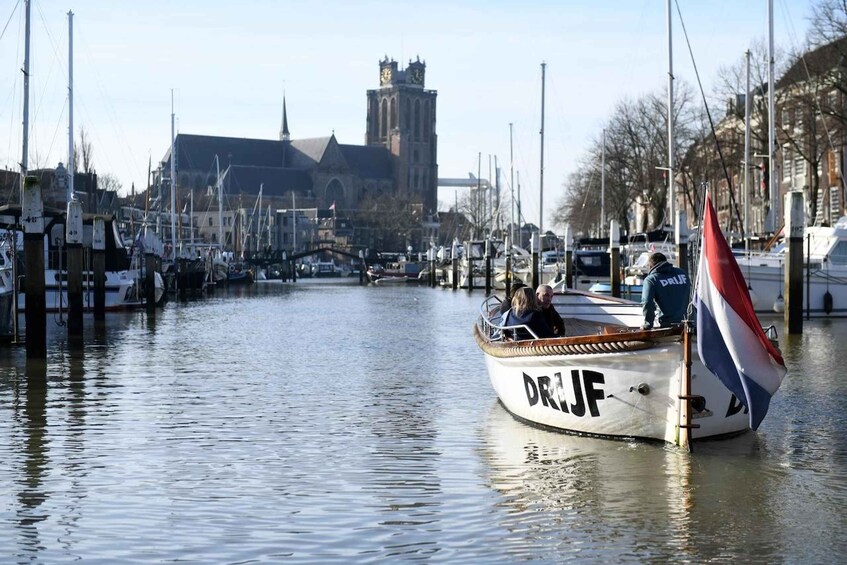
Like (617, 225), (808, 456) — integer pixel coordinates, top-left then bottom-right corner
(509, 122), (515, 247)
(170, 91), (177, 256)
(20, 0), (32, 203)
(216, 155), (223, 249)
(666, 0), (675, 232)
(539, 62), (546, 237)
(67, 10), (74, 201)
(601, 128), (606, 237)
(767, 0), (777, 232)
(744, 49), (752, 249)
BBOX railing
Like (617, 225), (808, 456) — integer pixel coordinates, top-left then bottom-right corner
(477, 295), (541, 341)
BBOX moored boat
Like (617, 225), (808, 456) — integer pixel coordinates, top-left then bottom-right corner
(474, 290), (774, 446)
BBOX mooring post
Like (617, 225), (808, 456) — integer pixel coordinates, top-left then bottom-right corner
(676, 211), (689, 274)
(451, 240), (459, 291)
(484, 239), (492, 296)
(564, 225), (573, 290)
(22, 176), (46, 359)
(610, 220), (621, 298)
(145, 251), (157, 316)
(65, 200), (84, 338)
(504, 235), (512, 301)
(429, 246), (436, 288)
(92, 217), (107, 320)
(466, 241), (474, 292)
(785, 191), (804, 334)
(531, 231), (540, 289)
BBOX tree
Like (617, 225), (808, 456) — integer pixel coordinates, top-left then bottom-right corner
(354, 192), (422, 252)
(808, 0), (847, 47)
(74, 127), (93, 173)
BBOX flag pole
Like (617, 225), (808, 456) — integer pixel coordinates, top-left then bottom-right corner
(680, 321), (694, 452)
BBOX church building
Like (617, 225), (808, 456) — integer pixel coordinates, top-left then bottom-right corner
(156, 57), (438, 249)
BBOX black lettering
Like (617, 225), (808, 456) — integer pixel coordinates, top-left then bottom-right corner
(569, 370), (586, 417)
(537, 376), (560, 411)
(553, 372), (569, 414)
(583, 370), (606, 417)
(726, 394), (749, 417)
(524, 373), (539, 407)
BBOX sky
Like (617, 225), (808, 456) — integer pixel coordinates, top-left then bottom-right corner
(0, 0), (815, 228)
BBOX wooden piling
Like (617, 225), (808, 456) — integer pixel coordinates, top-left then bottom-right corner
(466, 241), (473, 292)
(92, 217), (107, 320)
(65, 200), (84, 337)
(564, 225), (573, 289)
(144, 253), (156, 316)
(484, 240), (492, 295)
(531, 232), (539, 289)
(785, 191), (803, 334)
(22, 176), (46, 359)
(610, 220), (621, 298)
(451, 241), (459, 291)
(675, 211), (689, 274)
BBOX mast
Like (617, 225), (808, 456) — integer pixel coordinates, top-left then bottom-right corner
(170, 91), (177, 257)
(20, 0), (32, 203)
(767, 0), (777, 232)
(601, 128), (606, 237)
(539, 62), (546, 236)
(216, 155), (223, 249)
(744, 49), (751, 249)
(666, 0), (675, 234)
(509, 122), (515, 247)
(67, 10), (74, 201)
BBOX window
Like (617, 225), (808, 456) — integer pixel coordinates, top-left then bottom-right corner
(830, 240), (847, 266)
(414, 99), (421, 139)
(380, 99), (388, 138)
(783, 146), (792, 181)
(208, 217), (213, 226)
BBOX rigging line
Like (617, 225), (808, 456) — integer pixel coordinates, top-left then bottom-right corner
(674, 0), (744, 238)
(685, 181), (709, 321)
(0, 0), (20, 42)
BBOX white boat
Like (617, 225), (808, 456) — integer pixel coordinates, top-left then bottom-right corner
(474, 291), (771, 445)
(734, 216), (847, 316)
(0, 237), (14, 336)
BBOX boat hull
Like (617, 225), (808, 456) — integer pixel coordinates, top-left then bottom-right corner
(482, 338), (749, 443)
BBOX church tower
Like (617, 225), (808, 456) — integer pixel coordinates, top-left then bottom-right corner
(366, 56), (438, 213)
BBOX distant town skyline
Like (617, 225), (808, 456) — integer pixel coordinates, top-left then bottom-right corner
(0, 0), (813, 228)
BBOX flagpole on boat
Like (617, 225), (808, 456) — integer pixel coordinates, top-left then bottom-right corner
(680, 321), (693, 451)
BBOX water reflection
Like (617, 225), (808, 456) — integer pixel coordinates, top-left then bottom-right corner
(479, 401), (797, 562)
(16, 361), (49, 555)
(0, 284), (845, 562)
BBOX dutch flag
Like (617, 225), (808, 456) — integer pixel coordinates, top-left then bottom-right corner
(695, 192), (787, 430)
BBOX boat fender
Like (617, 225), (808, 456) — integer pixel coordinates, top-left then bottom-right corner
(773, 294), (785, 313)
(630, 383), (650, 395)
(824, 291), (834, 315)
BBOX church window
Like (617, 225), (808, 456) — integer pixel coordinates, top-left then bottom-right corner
(423, 102), (430, 140)
(208, 217), (213, 226)
(404, 99), (411, 131)
(390, 97), (397, 131)
(414, 99), (421, 139)
(414, 169), (419, 189)
(413, 150), (419, 163)
(380, 99), (388, 138)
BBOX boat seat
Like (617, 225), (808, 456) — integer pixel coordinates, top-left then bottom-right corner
(563, 318), (629, 337)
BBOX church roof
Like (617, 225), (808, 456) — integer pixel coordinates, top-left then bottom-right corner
(223, 165), (312, 197)
(339, 144), (393, 179)
(168, 134), (287, 172)
(777, 36), (847, 90)
(289, 137), (333, 166)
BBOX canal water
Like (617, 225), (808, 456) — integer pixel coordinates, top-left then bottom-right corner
(1, 280), (846, 563)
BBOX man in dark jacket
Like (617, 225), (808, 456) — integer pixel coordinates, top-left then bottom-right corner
(536, 284), (566, 336)
(641, 252), (690, 329)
